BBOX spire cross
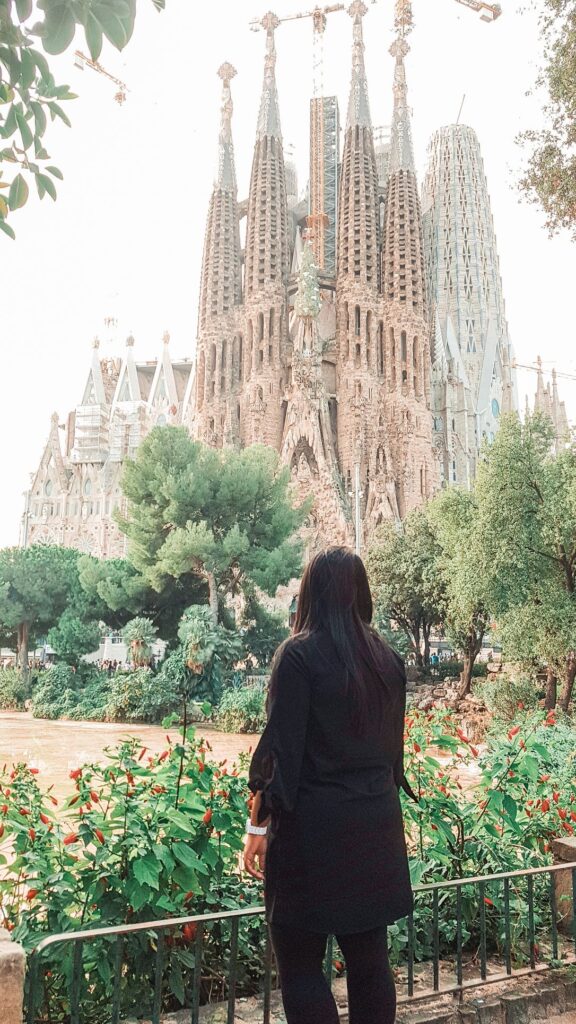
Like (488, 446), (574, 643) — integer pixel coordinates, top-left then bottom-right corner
(261, 10), (279, 77)
(348, 1), (368, 21)
(218, 61), (236, 86)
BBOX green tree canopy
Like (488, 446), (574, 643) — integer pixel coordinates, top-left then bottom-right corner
(427, 487), (491, 697)
(0, 0), (165, 237)
(116, 427), (306, 623)
(47, 609), (101, 667)
(517, 0), (576, 239)
(475, 412), (576, 710)
(365, 508), (446, 670)
(0, 545), (80, 675)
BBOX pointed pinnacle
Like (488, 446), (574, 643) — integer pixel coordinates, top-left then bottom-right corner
(218, 62), (237, 84)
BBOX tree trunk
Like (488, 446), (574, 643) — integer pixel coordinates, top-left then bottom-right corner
(207, 572), (218, 625)
(559, 653), (576, 713)
(18, 622), (29, 683)
(544, 667), (557, 710)
(422, 626), (431, 672)
(458, 656), (474, 699)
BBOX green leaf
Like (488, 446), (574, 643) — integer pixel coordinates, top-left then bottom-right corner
(37, 172), (56, 200)
(48, 102), (71, 128)
(172, 864), (199, 891)
(2, 105), (18, 138)
(85, 13), (103, 61)
(20, 49), (36, 90)
(132, 854), (161, 890)
(31, 49), (50, 81)
(15, 111), (33, 149)
(522, 755), (539, 782)
(8, 173), (28, 211)
(502, 794), (517, 822)
(42, 4), (76, 55)
(15, 0), (33, 21)
(0, 195), (8, 217)
(92, 5), (127, 49)
(0, 219), (16, 240)
(30, 100), (47, 137)
(173, 843), (209, 875)
(45, 164), (63, 180)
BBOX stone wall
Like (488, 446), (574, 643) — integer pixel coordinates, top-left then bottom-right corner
(0, 930), (25, 1024)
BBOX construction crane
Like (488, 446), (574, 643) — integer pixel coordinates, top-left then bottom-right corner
(73, 50), (129, 105)
(512, 358), (576, 382)
(453, 0), (501, 22)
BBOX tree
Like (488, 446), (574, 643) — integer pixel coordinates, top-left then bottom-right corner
(517, 0), (576, 239)
(365, 508), (446, 670)
(475, 412), (576, 711)
(0, 0), (166, 238)
(122, 616), (157, 668)
(427, 488), (491, 698)
(238, 597), (289, 669)
(116, 427), (306, 624)
(47, 609), (101, 667)
(0, 545), (79, 677)
(77, 554), (201, 642)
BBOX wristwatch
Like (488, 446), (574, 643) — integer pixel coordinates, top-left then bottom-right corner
(246, 817), (268, 836)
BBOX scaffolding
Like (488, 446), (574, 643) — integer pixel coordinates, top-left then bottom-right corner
(309, 95), (340, 275)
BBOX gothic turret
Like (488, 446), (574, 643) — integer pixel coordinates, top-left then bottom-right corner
(335, 2), (381, 501)
(379, 30), (436, 516)
(241, 13), (290, 447)
(194, 63), (242, 447)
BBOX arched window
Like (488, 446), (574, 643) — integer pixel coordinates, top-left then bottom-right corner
(237, 403), (241, 430)
(354, 305), (361, 336)
(378, 321), (384, 376)
(355, 343), (361, 368)
(238, 335), (243, 382)
(210, 344), (216, 373)
(258, 312), (264, 343)
(247, 321), (253, 377)
(269, 308), (275, 339)
(390, 327), (395, 382)
(413, 337), (418, 394)
(222, 338), (227, 369)
(366, 311), (372, 367)
(401, 330), (407, 362)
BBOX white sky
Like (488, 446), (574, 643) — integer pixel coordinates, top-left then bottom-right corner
(1, 0), (574, 548)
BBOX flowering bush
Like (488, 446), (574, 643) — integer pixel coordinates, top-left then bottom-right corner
(392, 706), (576, 966)
(0, 731), (264, 1021)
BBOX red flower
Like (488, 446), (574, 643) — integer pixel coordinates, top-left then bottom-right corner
(456, 728), (470, 744)
(0, 824), (4, 838)
(182, 923), (197, 942)
(517, 702), (525, 710)
(95, 829), (105, 844)
(470, 745), (480, 757)
(413, 742), (421, 754)
(541, 799), (550, 813)
(539, 775), (550, 783)
(202, 808), (212, 826)
(26, 888), (39, 901)
(184, 891), (194, 903)
(558, 808), (567, 820)
(40, 813), (50, 825)
(18, 808), (29, 816)
(29, 768), (39, 775)
(158, 750), (169, 762)
(484, 897), (494, 906)
(69, 769), (82, 780)
(553, 791), (560, 804)
(138, 747), (148, 761)
(28, 828), (36, 842)
(507, 726), (520, 740)
(50, 796), (58, 806)
(63, 833), (78, 846)
(1, 805), (7, 815)
(570, 811), (576, 822)
(197, 761), (205, 773)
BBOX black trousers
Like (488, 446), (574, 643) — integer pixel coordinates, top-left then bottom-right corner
(269, 922), (396, 1024)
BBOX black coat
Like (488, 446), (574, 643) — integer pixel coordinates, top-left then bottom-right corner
(247, 629), (416, 934)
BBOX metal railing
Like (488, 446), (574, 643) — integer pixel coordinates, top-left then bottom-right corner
(26, 861), (576, 1024)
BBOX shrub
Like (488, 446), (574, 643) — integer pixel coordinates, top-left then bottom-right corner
(32, 664), (110, 721)
(474, 674), (542, 722)
(105, 667), (181, 723)
(214, 680), (267, 733)
(0, 668), (30, 710)
(1, 736), (264, 1022)
(434, 659), (488, 680)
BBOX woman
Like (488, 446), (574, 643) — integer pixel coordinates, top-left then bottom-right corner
(244, 547), (417, 1024)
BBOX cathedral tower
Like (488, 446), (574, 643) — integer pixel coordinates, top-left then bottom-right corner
(193, 63), (242, 447)
(422, 124), (516, 485)
(241, 12), (290, 448)
(379, 32), (436, 516)
(335, 2), (381, 496)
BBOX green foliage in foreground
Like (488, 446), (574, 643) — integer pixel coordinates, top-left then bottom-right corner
(0, 708), (574, 1021)
(0, 0), (166, 238)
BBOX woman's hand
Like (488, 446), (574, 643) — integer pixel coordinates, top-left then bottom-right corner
(243, 833), (267, 881)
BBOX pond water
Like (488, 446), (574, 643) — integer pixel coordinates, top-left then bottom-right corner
(0, 711), (259, 801)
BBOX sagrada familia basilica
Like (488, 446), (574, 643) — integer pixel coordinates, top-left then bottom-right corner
(22, 2), (570, 558)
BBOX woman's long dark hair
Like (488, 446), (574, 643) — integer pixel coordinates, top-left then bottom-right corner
(268, 546), (399, 737)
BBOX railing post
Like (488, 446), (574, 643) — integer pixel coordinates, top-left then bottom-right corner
(0, 928), (26, 1024)
(551, 836), (576, 935)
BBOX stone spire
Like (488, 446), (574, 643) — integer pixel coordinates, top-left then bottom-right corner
(337, 1), (379, 286)
(381, 32), (426, 318)
(242, 12), (290, 448)
(294, 240), (321, 321)
(256, 12), (282, 140)
(216, 62), (237, 190)
(197, 63), (242, 332)
(346, 1), (371, 129)
(388, 36), (416, 174)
